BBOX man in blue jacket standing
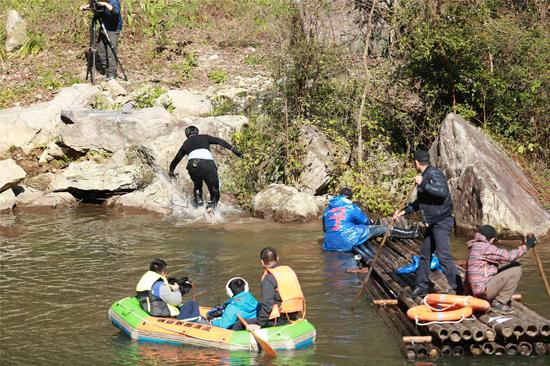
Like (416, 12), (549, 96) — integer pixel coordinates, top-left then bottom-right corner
(323, 188), (418, 252)
(80, 0), (122, 80)
(209, 278), (258, 329)
(393, 150), (460, 298)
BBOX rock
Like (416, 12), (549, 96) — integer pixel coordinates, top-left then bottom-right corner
(274, 191), (323, 223)
(59, 107), (174, 153)
(38, 141), (67, 164)
(0, 159), (27, 193)
(0, 189), (16, 212)
(16, 186), (77, 209)
(430, 113), (550, 237)
(104, 79), (127, 97)
(155, 89), (213, 118)
(251, 184), (298, 219)
(106, 175), (174, 215)
(49, 161), (143, 194)
(5, 10), (28, 52)
(295, 125), (350, 194)
(0, 84), (100, 155)
(25, 172), (55, 191)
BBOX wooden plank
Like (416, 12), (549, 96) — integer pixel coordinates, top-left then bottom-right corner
(372, 299), (398, 305)
(402, 335), (432, 343)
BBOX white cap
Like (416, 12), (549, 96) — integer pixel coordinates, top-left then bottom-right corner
(225, 277), (249, 298)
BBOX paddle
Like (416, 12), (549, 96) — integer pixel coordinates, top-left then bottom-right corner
(351, 182), (417, 308)
(531, 246), (550, 298)
(236, 314), (277, 357)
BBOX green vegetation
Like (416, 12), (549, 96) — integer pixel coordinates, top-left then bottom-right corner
(16, 31), (45, 58)
(211, 96), (238, 116)
(207, 69), (228, 84)
(132, 85), (166, 109)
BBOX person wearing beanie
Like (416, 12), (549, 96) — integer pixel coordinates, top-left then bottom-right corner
(465, 225), (537, 314)
(322, 187), (419, 252)
(393, 150), (459, 298)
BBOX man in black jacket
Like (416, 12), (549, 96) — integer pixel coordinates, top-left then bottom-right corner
(393, 150), (460, 298)
(168, 125), (243, 209)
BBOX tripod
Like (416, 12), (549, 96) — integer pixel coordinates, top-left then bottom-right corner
(86, 7), (127, 83)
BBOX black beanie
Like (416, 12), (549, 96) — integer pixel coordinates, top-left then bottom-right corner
(339, 187), (353, 200)
(479, 225), (496, 240)
(414, 150), (430, 163)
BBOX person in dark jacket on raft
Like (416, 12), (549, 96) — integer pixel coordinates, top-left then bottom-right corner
(168, 125), (243, 210)
(322, 187), (419, 252)
(465, 225), (537, 314)
(393, 150), (462, 298)
(238, 247), (305, 331)
(207, 277), (259, 329)
(136, 259), (204, 322)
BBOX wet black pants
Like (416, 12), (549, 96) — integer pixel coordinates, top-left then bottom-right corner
(415, 216), (461, 291)
(186, 159), (220, 207)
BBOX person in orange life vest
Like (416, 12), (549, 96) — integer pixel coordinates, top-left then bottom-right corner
(244, 247), (305, 331)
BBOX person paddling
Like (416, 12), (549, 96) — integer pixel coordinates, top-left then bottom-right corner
(465, 225), (537, 314)
(240, 247), (305, 331)
(168, 126), (243, 210)
(322, 187), (419, 252)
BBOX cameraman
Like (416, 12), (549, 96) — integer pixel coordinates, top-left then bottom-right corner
(136, 259), (202, 322)
(209, 278), (258, 329)
(79, 0), (122, 81)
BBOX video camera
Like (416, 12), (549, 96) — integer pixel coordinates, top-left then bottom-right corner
(206, 304), (226, 321)
(89, 0), (105, 13)
(168, 276), (193, 295)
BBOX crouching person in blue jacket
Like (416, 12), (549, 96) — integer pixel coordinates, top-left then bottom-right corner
(322, 188), (418, 252)
(208, 277), (259, 329)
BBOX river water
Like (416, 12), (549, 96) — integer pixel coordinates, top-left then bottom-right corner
(0, 206), (548, 366)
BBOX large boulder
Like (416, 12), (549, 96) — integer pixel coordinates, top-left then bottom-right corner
(49, 161), (143, 195)
(5, 10), (28, 52)
(274, 191), (323, 223)
(105, 175), (174, 215)
(0, 84), (99, 155)
(430, 113), (550, 236)
(295, 125), (350, 194)
(0, 159), (27, 192)
(251, 184), (298, 219)
(251, 184), (322, 222)
(59, 107), (174, 153)
(15, 186), (77, 209)
(0, 189), (16, 212)
(155, 89), (213, 118)
(24, 172), (55, 191)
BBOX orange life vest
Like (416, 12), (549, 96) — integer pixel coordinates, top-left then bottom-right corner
(262, 265), (305, 320)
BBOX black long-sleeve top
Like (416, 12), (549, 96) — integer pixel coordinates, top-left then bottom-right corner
(256, 264), (283, 326)
(404, 165), (454, 225)
(169, 134), (234, 173)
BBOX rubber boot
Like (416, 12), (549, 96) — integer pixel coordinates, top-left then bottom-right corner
(193, 189), (204, 208)
(390, 225), (419, 239)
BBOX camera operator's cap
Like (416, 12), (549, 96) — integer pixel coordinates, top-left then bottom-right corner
(226, 277), (249, 298)
(339, 187), (353, 200)
(479, 225), (497, 241)
(413, 150), (430, 163)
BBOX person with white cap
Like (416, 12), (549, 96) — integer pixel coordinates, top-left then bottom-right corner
(208, 277), (259, 329)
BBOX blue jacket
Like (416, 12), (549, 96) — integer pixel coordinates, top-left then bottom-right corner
(211, 292), (259, 329)
(322, 195), (371, 252)
(100, 0), (122, 32)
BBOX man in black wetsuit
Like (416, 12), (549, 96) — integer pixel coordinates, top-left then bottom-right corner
(168, 125), (243, 209)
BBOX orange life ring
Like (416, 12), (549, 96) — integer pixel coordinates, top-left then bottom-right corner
(424, 293), (490, 312)
(406, 304), (473, 322)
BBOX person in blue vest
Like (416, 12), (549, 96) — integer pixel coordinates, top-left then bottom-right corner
(208, 277), (259, 329)
(322, 187), (419, 252)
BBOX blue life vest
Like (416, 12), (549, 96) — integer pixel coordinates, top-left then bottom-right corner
(322, 196), (370, 252)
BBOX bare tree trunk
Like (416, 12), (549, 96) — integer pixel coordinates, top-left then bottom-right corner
(356, 0), (377, 167)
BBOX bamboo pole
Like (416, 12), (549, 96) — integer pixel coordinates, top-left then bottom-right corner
(532, 247), (550, 298)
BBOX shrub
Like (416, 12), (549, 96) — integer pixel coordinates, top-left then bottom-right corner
(207, 69), (228, 84)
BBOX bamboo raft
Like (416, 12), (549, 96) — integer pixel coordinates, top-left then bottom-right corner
(351, 238), (550, 359)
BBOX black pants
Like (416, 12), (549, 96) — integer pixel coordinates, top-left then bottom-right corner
(97, 31), (119, 78)
(415, 216), (461, 291)
(186, 159), (220, 206)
